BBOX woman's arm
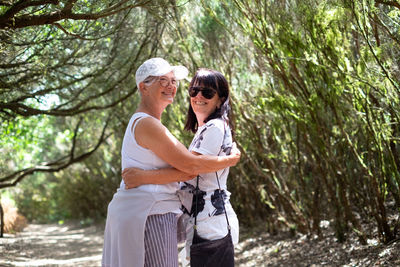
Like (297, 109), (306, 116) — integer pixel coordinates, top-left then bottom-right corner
(135, 117), (240, 174)
(123, 151), (205, 189)
(122, 167), (196, 189)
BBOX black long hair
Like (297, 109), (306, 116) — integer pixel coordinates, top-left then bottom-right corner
(184, 68), (235, 134)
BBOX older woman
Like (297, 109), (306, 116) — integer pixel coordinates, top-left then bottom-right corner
(101, 59), (240, 267)
(123, 68), (239, 266)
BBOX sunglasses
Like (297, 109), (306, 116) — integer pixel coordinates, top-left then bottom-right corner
(188, 86), (217, 99)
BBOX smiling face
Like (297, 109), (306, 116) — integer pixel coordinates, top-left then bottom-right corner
(144, 71), (177, 105)
(184, 68), (230, 133)
(190, 82), (222, 124)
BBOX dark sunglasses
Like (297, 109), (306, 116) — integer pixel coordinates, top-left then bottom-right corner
(188, 86), (217, 99)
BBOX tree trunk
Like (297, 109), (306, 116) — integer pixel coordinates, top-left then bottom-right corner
(0, 201), (4, 238)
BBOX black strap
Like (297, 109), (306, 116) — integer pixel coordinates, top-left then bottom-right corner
(193, 172), (230, 231)
(193, 175), (200, 228)
(215, 171), (231, 230)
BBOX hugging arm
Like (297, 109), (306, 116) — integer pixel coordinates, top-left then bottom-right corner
(135, 117), (240, 174)
(122, 166), (196, 189)
(122, 118), (240, 188)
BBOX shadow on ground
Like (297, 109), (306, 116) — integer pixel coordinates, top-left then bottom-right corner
(0, 222), (104, 266)
(1, 221), (399, 266)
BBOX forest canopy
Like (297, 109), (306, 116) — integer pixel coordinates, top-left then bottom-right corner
(1, 0), (399, 244)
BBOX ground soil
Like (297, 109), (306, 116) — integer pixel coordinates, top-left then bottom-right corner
(0, 221), (399, 266)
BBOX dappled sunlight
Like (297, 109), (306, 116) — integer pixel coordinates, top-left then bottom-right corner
(0, 222), (104, 267)
(7, 255), (102, 267)
(1, 0), (399, 266)
(1, 222), (399, 266)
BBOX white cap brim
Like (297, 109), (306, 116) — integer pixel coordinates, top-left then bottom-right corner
(171, 66), (189, 80)
(135, 58), (189, 87)
(153, 65), (188, 80)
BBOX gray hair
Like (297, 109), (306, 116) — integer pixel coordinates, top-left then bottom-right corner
(142, 76), (157, 86)
(137, 76), (157, 97)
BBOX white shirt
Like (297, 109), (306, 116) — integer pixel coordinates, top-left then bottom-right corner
(182, 118), (239, 258)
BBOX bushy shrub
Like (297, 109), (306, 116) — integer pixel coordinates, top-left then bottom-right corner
(1, 198), (27, 233)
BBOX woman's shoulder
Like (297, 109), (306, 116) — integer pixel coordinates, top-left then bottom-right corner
(131, 114), (167, 138)
(128, 112), (151, 125)
(136, 116), (164, 131)
(195, 119), (227, 140)
(130, 112), (153, 120)
(203, 118), (230, 136)
(205, 118), (226, 129)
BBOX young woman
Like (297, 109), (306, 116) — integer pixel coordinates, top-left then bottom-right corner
(122, 68), (239, 265)
(102, 59), (240, 267)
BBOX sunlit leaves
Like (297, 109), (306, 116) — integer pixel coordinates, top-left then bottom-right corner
(1, 0), (399, 241)
(0, 115), (57, 170)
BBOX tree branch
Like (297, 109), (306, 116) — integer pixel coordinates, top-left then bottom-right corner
(0, 0), (59, 22)
(0, 1), (151, 29)
(0, 89), (135, 117)
(0, 115), (111, 189)
(62, 0), (77, 12)
(376, 0), (400, 10)
(52, 22), (92, 40)
(1, 28), (151, 119)
(0, 1), (12, 7)
(70, 116), (83, 160)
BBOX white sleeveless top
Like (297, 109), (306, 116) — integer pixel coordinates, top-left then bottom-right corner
(120, 112), (180, 195)
(102, 112), (181, 267)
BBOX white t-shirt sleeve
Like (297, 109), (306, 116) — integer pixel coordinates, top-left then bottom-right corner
(191, 123), (224, 156)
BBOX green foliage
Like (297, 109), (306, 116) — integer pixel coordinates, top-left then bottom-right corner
(12, 172), (60, 223)
(217, 0), (400, 243)
(2, 0), (399, 245)
(0, 115), (59, 170)
(53, 149), (121, 220)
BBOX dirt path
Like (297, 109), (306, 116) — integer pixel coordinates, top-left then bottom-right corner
(0, 222), (104, 267)
(1, 221), (399, 266)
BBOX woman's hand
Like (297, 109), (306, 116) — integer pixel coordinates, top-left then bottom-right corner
(122, 168), (145, 189)
(122, 167), (197, 189)
(228, 142), (241, 166)
(135, 117), (242, 174)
